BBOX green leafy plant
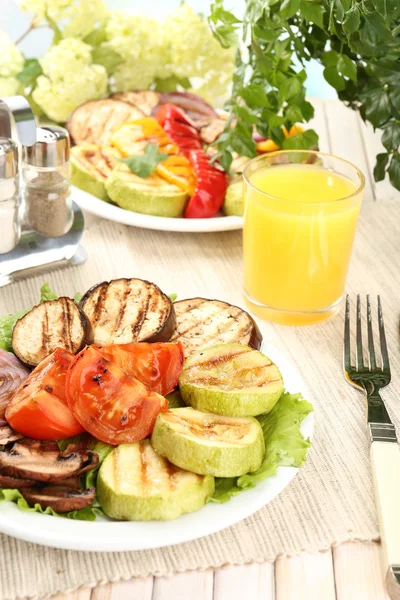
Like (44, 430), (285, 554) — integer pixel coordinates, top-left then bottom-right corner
(209, 0), (400, 190)
(121, 144), (169, 178)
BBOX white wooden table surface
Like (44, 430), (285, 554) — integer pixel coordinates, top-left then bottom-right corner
(45, 100), (397, 600)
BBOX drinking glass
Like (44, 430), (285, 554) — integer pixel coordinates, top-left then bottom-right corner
(242, 150), (365, 325)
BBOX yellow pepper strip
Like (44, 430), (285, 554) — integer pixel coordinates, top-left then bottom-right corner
(256, 125), (304, 154)
(156, 155), (196, 195)
(110, 117), (179, 158)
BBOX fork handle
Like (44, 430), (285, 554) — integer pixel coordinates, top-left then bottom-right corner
(371, 439), (400, 599)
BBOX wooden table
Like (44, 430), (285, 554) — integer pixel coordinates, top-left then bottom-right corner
(47, 100), (397, 600)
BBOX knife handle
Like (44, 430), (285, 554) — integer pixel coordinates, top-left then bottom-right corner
(370, 440), (400, 599)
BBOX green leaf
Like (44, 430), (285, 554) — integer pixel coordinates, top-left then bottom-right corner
(73, 292), (82, 303)
(282, 128), (319, 149)
(362, 87), (391, 128)
(300, 100), (315, 121)
(337, 54), (357, 81)
(0, 310), (28, 352)
(17, 58), (42, 87)
(218, 150), (233, 172)
(300, 0), (326, 29)
(373, 152), (389, 182)
(390, 89), (400, 119)
(372, 0), (388, 19)
(211, 391), (313, 502)
(91, 46), (123, 75)
(381, 121), (400, 152)
(121, 144), (169, 178)
(230, 121), (257, 157)
(388, 154), (400, 191)
(239, 84), (270, 109)
(323, 66), (346, 91)
(281, 0), (301, 19)
(278, 77), (302, 103)
(343, 5), (360, 34)
(168, 293), (177, 302)
(83, 23), (107, 46)
(334, 0), (345, 21)
(321, 50), (339, 67)
(154, 75), (191, 92)
(360, 13), (392, 47)
(40, 282), (58, 302)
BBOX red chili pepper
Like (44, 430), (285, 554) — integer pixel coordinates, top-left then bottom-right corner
(157, 104), (228, 219)
(184, 150), (228, 219)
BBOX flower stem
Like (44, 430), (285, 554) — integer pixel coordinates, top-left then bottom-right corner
(14, 21), (48, 45)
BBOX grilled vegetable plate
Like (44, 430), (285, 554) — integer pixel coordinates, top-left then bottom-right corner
(80, 278), (175, 346)
(112, 90), (161, 115)
(66, 346), (168, 445)
(97, 342), (184, 396)
(6, 348), (85, 439)
(12, 298), (88, 367)
(67, 99), (144, 146)
(105, 166), (188, 217)
(0, 350), (29, 426)
(97, 440), (214, 521)
(179, 344), (284, 417)
(71, 144), (121, 201)
(151, 407), (265, 477)
(169, 298), (262, 356)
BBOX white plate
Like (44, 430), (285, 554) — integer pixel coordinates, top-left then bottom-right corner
(72, 186), (244, 233)
(0, 340), (313, 552)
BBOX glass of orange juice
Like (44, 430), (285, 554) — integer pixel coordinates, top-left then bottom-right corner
(243, 150), (365, 325)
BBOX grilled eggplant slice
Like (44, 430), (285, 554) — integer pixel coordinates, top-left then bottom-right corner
(97, 439), (214, 521)
(67, 99), (144, 146)
(0, 439), (99, 482)
(12, 298), (88, 367)
(21, 485), (95, 513)
(151, 407), (265, 477)
(179, 344), (284, 417)
(169, 298), (262, 356)
(80, 278), (175, 346)
(112, 90), (161, 115)
(71, 144), (121, 201)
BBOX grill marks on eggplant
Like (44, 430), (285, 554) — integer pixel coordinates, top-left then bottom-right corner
(111, 90), (161, 115)
(80, 278), (175, 346)
(12, 298), (88, 367)
(67, 99), (145, 146)
(170, 298), (262, 356)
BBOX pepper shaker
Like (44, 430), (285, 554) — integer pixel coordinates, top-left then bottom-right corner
(22, 126), (73, 238)
(0, 138), (20, 254)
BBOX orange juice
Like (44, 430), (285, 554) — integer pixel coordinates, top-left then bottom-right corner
(243, 159), (364, 325)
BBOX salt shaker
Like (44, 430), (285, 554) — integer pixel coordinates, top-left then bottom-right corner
(0, 138), (20, 254)
(22, 126), (73, 238)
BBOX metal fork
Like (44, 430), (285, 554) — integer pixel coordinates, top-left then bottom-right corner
(344, 295), (400, 600)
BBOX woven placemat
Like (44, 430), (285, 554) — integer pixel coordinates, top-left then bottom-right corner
(1, 199), (399, 600)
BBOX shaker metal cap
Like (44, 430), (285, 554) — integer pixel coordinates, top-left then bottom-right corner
(22, 125), (70, 167)
(0, 137), (18, 179)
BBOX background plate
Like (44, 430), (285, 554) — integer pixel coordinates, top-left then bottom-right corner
(72, 186), (244, 233)
(0, 337), (313, 552)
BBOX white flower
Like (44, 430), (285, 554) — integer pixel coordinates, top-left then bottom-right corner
(20, 0), (72, 22)
(32, 38), (108, 122)
(0, 77), (21, 97)
(63, 0), (109, 39)
(0, 30), (24, 78)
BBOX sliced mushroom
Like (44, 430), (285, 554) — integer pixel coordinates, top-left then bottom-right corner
(21, 485), (96, 513)
(0, 439), (99, 483)
(0, 425), (24, 446)
(0, 472), (36, 489)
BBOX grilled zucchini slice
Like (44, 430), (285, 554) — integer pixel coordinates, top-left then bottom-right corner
(71, 144), (121, 201)
(67, 99), (144, 146)
(12, 298), (88, 367)
(151, 407), (265, 477)
(179, 344), (284, 417)
(169, 298), (262, 356)
(97, 440), (214, 521)
(80, 278), (175, 346)
(105, 166), (188, 217)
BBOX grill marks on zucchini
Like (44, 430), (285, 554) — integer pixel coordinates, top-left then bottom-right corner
(170, 299), (262, 356)
(12, 298), (88, 367)
(80, 278), (175, 346)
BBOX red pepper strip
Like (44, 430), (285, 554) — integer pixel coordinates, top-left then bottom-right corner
(184, 149), (228, 219)
(157, 104), (203, 156)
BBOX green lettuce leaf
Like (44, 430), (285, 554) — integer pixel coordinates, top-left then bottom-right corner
(166, 390), (186, 408)
(211, 391), (312, 503)
(39, 283), (58, 302)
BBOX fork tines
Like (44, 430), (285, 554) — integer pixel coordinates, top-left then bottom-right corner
(344, 295), (391, 376)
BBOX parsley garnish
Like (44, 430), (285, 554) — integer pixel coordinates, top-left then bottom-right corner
(121, 144), (169, 178)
